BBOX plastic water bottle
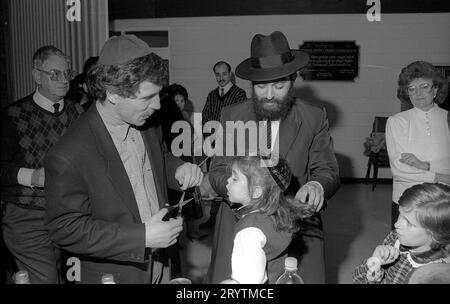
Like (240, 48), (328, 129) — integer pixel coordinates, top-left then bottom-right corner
(101, 274), (116, 284)
(14, 270), (31, 284)
(276, 257), (304, 284)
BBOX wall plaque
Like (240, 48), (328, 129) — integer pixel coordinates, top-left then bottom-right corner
(299, 41), (359, 81)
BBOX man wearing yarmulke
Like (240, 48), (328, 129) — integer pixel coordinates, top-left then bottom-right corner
(201, 31), (340, 283)
(44, 35), (203, 284)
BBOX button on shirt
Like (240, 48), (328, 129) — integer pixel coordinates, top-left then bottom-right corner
(96, 102), (160, 223)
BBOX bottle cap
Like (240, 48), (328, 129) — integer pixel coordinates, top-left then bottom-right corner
(102, 274), (115, 284)
(285, 257), (298, 270)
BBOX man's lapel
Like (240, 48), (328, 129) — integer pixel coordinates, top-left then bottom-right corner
(86, 106), (141, 221)
(140, 128), (167, 209)
(277, 103), (302, 158)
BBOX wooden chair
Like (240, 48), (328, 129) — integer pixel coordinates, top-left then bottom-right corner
(364, 117), (390, 191)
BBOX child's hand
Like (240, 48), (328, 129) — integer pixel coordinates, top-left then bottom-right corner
(372, 245), (399, 265)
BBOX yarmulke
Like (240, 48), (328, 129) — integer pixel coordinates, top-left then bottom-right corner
(261, 155), (292, 191)
(98, 35), (152, 66)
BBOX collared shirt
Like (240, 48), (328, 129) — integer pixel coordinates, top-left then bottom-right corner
(386, 103), (450, 203)
(17, 89), (65, 187)
(262, 120), (280, 151)
(33, 89), (64, 113)
(353, 231), (450, 284)
(219, 82), (233, 96)
(96, 101), (160, 223)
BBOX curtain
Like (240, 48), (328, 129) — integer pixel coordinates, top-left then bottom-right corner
(7, 0), (108, 101)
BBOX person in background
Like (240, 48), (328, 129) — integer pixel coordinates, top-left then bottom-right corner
(155, 83), (207, 240)
(353, 183), (450, 284)
(221, 155), (314, 284)
(1, 45), (83, 283)
(68, 56), (99, 111)
(171, 83), (194, 123)
(44, 35), (203, 284)
(386, 61), (450, 229)
(201, 31), (340, 284)
(200, 61), (247, 230)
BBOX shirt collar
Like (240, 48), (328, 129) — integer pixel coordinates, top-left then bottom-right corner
(412, 103), (438, 116)
(398, 241), (449, 267)
(96, 100), (131, 142)
(33, 89), (65, 113)
(218, 82), (233, 95)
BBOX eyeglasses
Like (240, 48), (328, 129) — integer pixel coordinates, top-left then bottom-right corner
(406, 83), (434, 96)
(35, 68), (75, 82)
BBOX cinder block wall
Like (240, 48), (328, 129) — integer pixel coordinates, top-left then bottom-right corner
(112, 13), (450, 178)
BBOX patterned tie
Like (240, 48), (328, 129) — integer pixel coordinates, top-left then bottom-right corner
(267, 120), (272, 150)
(220, 88), (224, 97)
(53, 103), (60, 114)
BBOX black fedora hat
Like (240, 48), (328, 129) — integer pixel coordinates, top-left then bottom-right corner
(235, 31), (309, 82)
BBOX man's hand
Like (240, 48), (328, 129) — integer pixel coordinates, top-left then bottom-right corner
(31, 167), (45, 188)
(295, 181), (324, 212)
(372, 245), (399, 265)
(175, 162), (203, 191)
(400, 153), (429, 171)
(144, 209), (183, 248)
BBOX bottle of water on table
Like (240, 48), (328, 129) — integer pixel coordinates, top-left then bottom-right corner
(276, 257), (304, 284)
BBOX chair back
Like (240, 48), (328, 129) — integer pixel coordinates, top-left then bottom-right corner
(372, 116), (388, 134)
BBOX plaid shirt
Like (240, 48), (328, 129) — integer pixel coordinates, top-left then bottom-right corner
(353, 231), (450, 284)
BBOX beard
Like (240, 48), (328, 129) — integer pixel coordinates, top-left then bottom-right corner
(252, 86), (295, 121)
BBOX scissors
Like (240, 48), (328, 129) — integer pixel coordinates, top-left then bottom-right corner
(162, 192), (193, 221)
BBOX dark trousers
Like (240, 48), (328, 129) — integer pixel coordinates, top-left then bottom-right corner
(391, 201), (400, 230)
(2, 204), (61, 284)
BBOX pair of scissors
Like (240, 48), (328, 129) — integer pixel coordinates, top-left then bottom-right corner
(175, 192), (193, 217)
(162, 192), (193, 221)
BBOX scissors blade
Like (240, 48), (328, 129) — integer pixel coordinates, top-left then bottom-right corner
(178, 198), (193, 216)
(177, 192), (186, 206)
(180, 198), (193, 208)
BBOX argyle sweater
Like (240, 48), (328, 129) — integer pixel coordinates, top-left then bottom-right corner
(1, 93), (83, 210)
(202, 84), (247, 126)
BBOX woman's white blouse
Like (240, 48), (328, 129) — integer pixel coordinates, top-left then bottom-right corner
(386, 104), (450, 203)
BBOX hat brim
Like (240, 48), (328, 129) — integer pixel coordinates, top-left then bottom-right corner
(235, 50), (309, 82)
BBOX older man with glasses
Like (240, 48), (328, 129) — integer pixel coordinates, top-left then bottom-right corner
(1, 45), (83, 283)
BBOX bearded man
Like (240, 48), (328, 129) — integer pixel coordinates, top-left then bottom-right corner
(201, 31), (340, 284)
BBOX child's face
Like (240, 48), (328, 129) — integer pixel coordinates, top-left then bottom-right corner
(226, 165), (252, 205)
(395, 207), (433, 252)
